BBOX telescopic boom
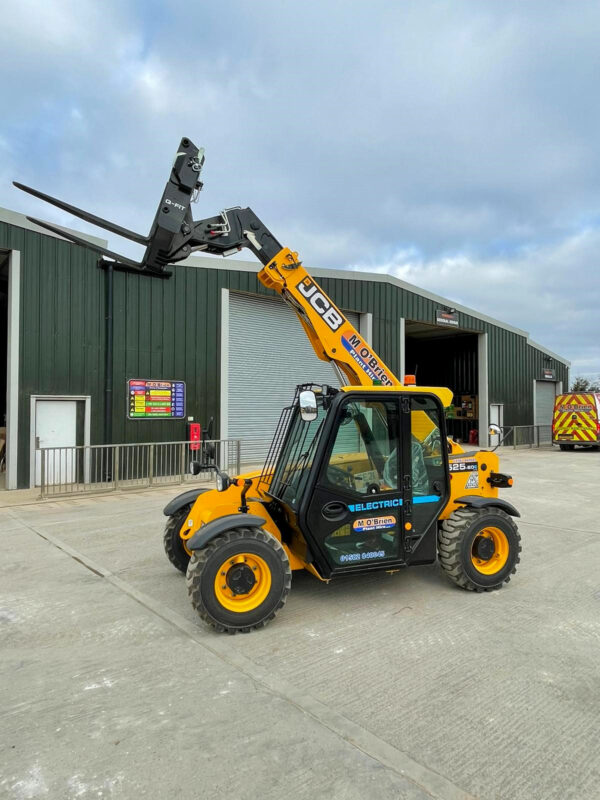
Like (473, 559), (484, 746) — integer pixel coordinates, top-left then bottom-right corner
(14, 136), (400, 387)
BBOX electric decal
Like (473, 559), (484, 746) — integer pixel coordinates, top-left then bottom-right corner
(340, 331), (395, 386)
(352, 516), (396, 533)
(348, 497), (402, 513)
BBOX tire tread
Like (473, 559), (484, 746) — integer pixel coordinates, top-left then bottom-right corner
(186, 527), (291, 634)
(163, 505), (192, 574)
(438, 506), (521, 592)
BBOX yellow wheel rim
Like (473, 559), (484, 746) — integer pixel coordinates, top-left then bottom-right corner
(213, 553), (272, 613)
(471, 526), (510, 574)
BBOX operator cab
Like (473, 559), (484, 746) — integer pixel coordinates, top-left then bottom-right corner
(259, 384), (450, 579)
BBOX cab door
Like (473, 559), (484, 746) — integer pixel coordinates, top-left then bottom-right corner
(404, 395), (450, 564)
(301, 394), (407, 576)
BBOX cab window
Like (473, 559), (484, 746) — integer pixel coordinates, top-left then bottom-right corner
(324, 399), (400, 495)
(410, 397), (445, 496)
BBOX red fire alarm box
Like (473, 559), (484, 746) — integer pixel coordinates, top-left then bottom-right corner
(188, 422), (201, 451)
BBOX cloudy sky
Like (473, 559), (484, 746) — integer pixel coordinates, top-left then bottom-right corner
(2, 1), (599, 378)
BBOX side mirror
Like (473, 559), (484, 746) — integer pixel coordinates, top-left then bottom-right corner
(299, 390), (318, 422)
(190, 461), (233, 491)
(190, 461), (235, 492)
(489, 424), (501, 437)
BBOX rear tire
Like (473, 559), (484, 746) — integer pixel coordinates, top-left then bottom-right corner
(186, 527), (291, 633)
(438, 507), (521, 592)
(163, 504), (193, 574)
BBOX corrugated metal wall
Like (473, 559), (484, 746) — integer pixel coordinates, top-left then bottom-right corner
(1, 221), (569, 488)
(0, 222), (105, 487)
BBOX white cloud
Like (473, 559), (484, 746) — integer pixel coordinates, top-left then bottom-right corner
(347, 226), (600, 371)
(1, 0), (599, 376)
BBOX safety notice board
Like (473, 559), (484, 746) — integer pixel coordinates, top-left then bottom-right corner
(127, 379), (186, 419)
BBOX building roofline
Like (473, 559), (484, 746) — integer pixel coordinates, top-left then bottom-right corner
(180, 254), (571, 366)
(0, 206), (108, 249)
(0, 207), (570, 368)
(527, 339), (571, 367)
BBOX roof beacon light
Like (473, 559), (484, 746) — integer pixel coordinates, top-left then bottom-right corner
(404, 375), (417, 386)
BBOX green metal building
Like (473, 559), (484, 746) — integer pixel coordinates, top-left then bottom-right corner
(1, 208), (569, 489)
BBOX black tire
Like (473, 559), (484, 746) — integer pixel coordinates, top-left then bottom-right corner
(163, 504), (193, 574)
(438, 507), (521, 592)
(186, 527), (291, 634)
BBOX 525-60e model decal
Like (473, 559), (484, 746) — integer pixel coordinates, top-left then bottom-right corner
(448, 459), (478, 472)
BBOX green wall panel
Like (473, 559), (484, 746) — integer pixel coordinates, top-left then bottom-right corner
(2, 220), (568, 488)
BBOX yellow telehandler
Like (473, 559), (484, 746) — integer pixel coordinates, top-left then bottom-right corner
(16, 137), (521, 633)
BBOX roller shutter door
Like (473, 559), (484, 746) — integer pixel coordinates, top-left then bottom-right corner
(534, 381), (557, 426)
(228, 292), (360, 465)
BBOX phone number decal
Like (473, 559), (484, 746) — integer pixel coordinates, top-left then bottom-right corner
(340, 550), (386, 563)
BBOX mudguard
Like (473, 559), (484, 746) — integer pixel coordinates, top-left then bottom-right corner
(455, 496), (520, 518)
(163, 488), (209, 517)
(187, 514), (266, 551)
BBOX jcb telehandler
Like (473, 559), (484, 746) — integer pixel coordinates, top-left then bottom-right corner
(16, 136), (521, 633)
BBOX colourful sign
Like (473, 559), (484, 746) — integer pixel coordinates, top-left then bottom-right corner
(127, 379), (185, 419)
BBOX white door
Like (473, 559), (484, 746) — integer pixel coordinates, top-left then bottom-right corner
(35, 400), (77, 485)
(489, 404), (503, 447)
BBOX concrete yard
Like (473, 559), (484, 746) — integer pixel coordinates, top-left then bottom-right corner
(1, 447), (599, 800)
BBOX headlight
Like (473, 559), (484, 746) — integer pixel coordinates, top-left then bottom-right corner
(216, 473), (226, 492)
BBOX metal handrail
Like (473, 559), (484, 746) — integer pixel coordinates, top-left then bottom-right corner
(497, 425), (553, 449)
(38, 438), (240, 498)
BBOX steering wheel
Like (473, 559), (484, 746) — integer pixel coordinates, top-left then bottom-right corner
(327, 465), (356, 491)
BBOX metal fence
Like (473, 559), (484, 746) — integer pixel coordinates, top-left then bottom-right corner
(39, 439), (240, 498)
(37, 424), (555, 498)
(500, 425), (553, 448)
(238, 438), (272, 470)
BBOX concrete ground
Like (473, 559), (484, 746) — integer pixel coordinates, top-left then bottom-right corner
(1, 447), (599, 800)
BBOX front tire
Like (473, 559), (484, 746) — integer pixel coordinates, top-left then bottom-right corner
(163, 504), (193, 574)
(186, 527), (291, 633)
(438, 507), (521, 592)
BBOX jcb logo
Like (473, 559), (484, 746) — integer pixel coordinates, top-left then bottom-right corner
(297, 278), (345, 331)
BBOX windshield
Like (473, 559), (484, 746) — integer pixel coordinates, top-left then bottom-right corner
(268, 400), (328, 507)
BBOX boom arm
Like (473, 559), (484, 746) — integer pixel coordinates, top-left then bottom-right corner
(14, 136), (400, 387)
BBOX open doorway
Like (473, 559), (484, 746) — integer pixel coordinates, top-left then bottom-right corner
(404, 321), (480, 444)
